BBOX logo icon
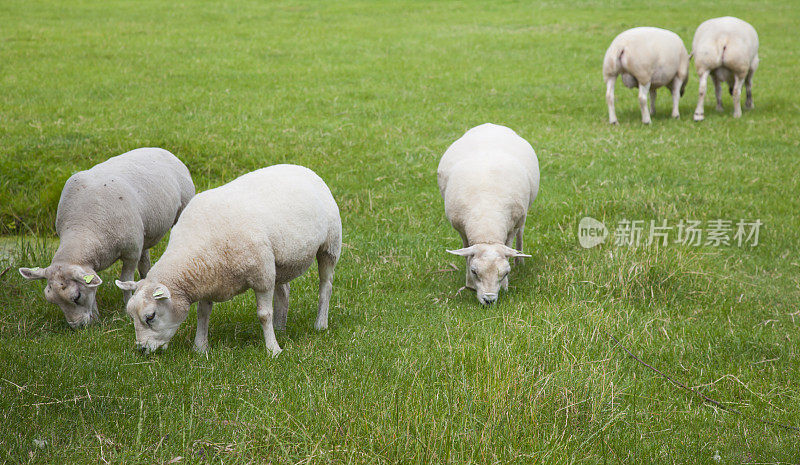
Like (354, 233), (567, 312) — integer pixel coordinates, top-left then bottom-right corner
(578, 217), (608, 248)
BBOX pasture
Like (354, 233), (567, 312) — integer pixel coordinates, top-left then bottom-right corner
(1, 0), (799, 462)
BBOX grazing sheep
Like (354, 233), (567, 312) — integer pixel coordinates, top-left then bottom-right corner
(437, 123), (539, 305)
(19, 148), (195, 328)
(115, 164), (342, 356)
(603, 27), (690, 124)
(692, 17), (759, 121)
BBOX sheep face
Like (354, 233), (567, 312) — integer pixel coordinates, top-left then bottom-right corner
(19, 265), (101, 328)
(447, 244), (530, 305)
(116, 280), (185, 355)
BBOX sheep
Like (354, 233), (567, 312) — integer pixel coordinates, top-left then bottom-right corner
(692, 17), (759, 121)
(603, 27), (690, 124)
(19, 148), (195, 329)
(437, 123), (539, 305)
(115, 164), (342, 356)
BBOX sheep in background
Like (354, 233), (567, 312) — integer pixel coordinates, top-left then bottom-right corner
(438, 123), (539, 305)
(692, 17), (759, 121)
(603, 27), (690, 124)
(19, 148), (195, 328)
(116, 164), (342, 356)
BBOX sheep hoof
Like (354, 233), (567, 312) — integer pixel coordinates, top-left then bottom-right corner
(693, 113), (704, 122)
(268, 345), (283, 357)
(716, 105), (724, 112)
(193, 343), (209, 353)
(609, 120), (618, 125)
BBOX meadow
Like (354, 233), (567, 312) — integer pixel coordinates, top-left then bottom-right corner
(1, 0), (799, 463)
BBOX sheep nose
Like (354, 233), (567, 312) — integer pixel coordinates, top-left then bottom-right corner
(481, 293), (498, 305)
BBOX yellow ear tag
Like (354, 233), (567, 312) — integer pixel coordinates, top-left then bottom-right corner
(32, 267), (42, 272)
(152, 289), (164, 298)
(83, 275), (94, 284)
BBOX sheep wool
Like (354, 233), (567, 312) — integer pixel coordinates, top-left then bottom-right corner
(437, 123), (539, 305)
(19, 147), (195, 328)
(603, 27), (690, 124)
(116, 164), (342, 356)
(692, 17), (759, 121)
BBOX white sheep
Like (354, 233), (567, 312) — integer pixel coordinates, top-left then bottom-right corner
(19, 148), (195, 328)
(437, 123), (539, 305)
(603, 27), (690, 124)
(115, 164), (342, 356)
(692, 17), (759, 121)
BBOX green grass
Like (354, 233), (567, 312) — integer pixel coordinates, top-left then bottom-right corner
(2, 0), (799, 462)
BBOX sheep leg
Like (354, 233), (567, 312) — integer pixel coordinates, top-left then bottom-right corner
(638, 82), (651, 124)
(194, 301), (213, 352)
(120, 258), (138, 304)
(648, 87), (656, 116)
(137, 249), (151, 279)
(459, 232), (477, 290)
(315, 251), (336, 331)
(273, 283), (290, 331)
(256, 288), (282, 356)
(459, 232), (469, 249)
(694, 71), (709, 121)
(745, 71), (754, 109)
(670, 79), (681, 118)
(500, 225), (512, 291)
(732, 74), (745, 118)
(605, 76), (618, 124)
(712, 75), (723, 111)
(514, 221), (525, 266)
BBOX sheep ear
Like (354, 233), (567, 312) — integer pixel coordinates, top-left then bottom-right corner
(19, 267), (47, 280)
(115, 280), (138, 292)
(68, 267), (102, 288)
(80, 273), (102, 288)
(447, 246), (476, 257)
(502, 246), (531, 258)
(151, 285), (170, 300)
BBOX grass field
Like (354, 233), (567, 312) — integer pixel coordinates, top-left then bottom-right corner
(1, 0), (799, 463)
